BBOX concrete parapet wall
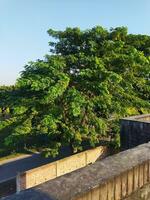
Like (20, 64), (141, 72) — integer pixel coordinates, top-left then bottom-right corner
(120, 114), (150, 150)
(16, 146), (108, 192)
(5, 142), (150, 200)
(75, 161), (150, 200)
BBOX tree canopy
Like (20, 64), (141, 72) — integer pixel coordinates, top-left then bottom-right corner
(1, 26), (150, 157)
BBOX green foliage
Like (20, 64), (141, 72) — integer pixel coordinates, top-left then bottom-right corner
(1, 26), (150, 156)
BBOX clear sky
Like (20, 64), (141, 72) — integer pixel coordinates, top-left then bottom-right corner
(0, 0), (150, 85)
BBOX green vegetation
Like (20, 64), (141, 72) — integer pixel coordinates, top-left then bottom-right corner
(1, 26), (150, 157)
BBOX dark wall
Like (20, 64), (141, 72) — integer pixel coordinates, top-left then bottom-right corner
(120, 117), (150, 150)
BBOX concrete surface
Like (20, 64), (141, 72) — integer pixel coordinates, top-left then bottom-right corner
(0, 146), (74, 183)
(3, 142), (150, 200)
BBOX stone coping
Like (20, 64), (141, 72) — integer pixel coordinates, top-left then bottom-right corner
(122, 114), (150, 123)
(3, 142), (150, 200)
(16, 145), (108, 192)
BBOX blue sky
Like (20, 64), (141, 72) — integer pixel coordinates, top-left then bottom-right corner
(0, 0), (150, 85)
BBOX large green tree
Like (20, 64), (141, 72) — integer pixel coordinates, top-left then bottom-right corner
(1, 26), (150, 157)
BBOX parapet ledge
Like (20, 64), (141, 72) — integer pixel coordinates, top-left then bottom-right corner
(3, 142), (150, 200)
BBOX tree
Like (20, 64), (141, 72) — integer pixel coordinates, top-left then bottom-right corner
(1, 26), (150, 157)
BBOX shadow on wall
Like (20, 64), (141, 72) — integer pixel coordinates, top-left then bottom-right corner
(3, 189), (55, 200)
(0, 178), (16, 199)
(120, 114), (150, 150)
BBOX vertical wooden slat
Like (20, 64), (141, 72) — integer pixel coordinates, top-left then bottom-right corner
(82, 195), (87, 200)
(148, 160), (150, 181)
(75, 194), (87, 200)
(87, 191), (92, 200)
(99, 183), (107, 200)
(133, 166), (139, 191)
(107, 180), (115, 200)
(91, 187), (99, 200)
(139, 164), (144, 188)
(114, 176), (121, 200)
(127, 169), (133, 195)
(143, 162), (148, 184)
(75, 196), (83, 200)
(121, 172), (127, 198)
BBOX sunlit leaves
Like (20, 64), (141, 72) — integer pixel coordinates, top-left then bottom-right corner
(1, 26), (150, 156)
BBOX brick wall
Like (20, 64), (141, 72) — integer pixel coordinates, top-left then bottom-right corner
(17, 146), (108, 192)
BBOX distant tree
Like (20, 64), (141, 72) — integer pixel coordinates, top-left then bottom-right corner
(1, 26), (150, 157)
